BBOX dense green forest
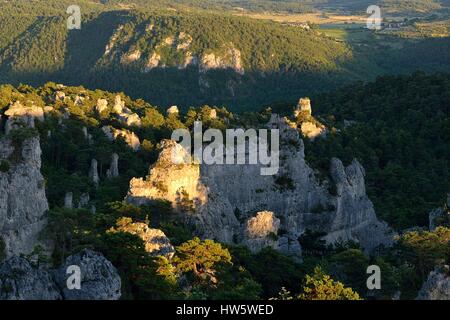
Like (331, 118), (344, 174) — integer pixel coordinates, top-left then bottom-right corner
(303, 72), (450, 230)
(0, 1), (449, 300)
(0, 73), (448, 299)
(0, 1), (449, 111)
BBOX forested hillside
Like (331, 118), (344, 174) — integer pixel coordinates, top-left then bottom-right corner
(0, 74), (448, 300)
(304, 72), (450, 230)
(0, 1), (449, 111)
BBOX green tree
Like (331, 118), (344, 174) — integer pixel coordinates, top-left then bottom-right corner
(174, 237), (232, 284)
(298, 267), (362, 300)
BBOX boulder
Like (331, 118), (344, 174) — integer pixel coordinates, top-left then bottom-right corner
(0, 137), (49, 258)
(0, 256), (61, 300)
(54, 249), (121, 300)
(417, 265), (450, 300)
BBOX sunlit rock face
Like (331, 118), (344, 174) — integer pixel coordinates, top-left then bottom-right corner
(243, 211), (281, 253)
(102, 126), (140, 151)
(300, 121), (326, 140)
(293, 98), (326, 140)
(126, 115), (394, 256)
(110, 218), (175, 259)
(417, 265), (450, 300)
(127, 140), (208, 210)
(199, 46), (244, 75)
(0, 136), (49, 258)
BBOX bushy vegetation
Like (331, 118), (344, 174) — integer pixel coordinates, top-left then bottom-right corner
(0, 69), (448, 299)
(305, 72), (450, 229)
(0, 2), (449, 111)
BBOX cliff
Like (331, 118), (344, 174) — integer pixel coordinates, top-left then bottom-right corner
(126, 115), (394, 256)
(0, 135), (49, 258)
(417, 265), (450, 300)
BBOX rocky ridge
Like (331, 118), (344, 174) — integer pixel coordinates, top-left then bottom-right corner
(126, 113), (395, 256)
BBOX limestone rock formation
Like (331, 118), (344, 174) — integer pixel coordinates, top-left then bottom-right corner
(4, 101), (44, 122)
(112, 95), (141, 127)
(293, 98), (326, 140)
(102, 126), (140, 151)
(295, 98), (312, 117)
(77, 193), (90, 209)
(110, 218), (175, 259)
(96, 98), (108, 114)
(167, 105), (179, 115)
(300, 121), (326, 140)
(64, 192), (73, 209)
(4, 101), (45, 134)
(54, 250), (121, 300)
(126, 115), (394, 255)
(0, 136), (49, 258)
(246, 211), (280, 238)
(416, 265), (450, 300)
(127, 139), (208, 211)
(0, 250), (122, 300)
(106, 153), (119, 178)
(145, 52), (163, 71)
(200, 46), (244, 75)
(244, 211), (281, 253)
(121, 49), (141, 64)
(322, 158), (395, 252)
(89, 159), (99, 186)
(0, 256), (61, 300)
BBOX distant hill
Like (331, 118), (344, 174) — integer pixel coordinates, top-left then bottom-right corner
(0, 1), (449, 111)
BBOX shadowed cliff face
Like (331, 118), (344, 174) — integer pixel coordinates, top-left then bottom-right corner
(126, 115), (395, 256)
(0, 136), (49, 258)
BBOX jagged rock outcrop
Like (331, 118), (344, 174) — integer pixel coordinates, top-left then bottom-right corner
(126, 114), (394, 255)
(106, 153), (119, 178)
(102, 126), (140, 151)
(416, 265), (450, 300)
(4, 101), (45, 134)
(77, 193), (90, 209)
(0, 250), (121, 300)
(244, 211), (281, 253)
(112, 95), (141, 127)
(54, 249), (121, 300)
(0, 256), (61, 300)
(300, 121), (326, 140)
(0, 136), (49, 258)
(64, 192), (73, 209)
(96, 98), (108, 114)
(294, 98), (312, 117)
(121, 49), (141, 64)
(127, 140), (208, 211)
(89, 159), (99, 186)
(322, 158), (394, 252)
(200, 46), (244, 75)
(167, 105), (179, 115)
(110, 218), (175, 259)
(293, 98), (326, 140)
(4, 101), (44, 122)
